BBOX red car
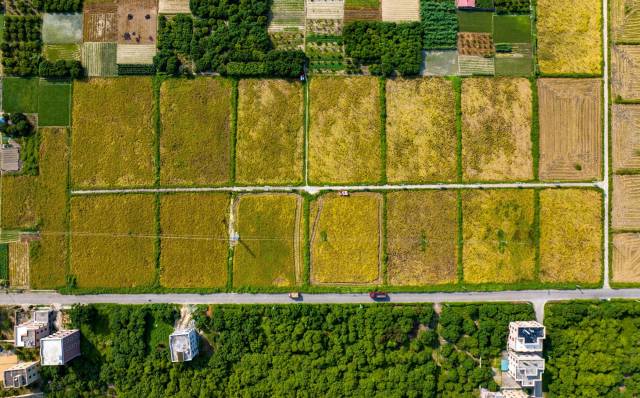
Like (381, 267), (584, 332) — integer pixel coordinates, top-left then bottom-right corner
(369, 291), (388, 300)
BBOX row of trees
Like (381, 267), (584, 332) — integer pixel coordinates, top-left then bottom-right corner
(32, 0), (83, 12)
(38, 59), (83, 78)
(3, 16), (41, 43)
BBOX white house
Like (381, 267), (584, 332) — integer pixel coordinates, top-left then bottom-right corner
(3, 361), (39, 389)
(169, 328), (199, 363)
(40, 330), (81, 366)
(508, 321), (545, 353)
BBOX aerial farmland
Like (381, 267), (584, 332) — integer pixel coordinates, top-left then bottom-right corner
(0, 0), (616, 295)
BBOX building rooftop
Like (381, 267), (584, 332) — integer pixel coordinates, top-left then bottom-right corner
(42, 329), (77, 340)
(0, 143), (20, 172)
(4, 361), (38, 371)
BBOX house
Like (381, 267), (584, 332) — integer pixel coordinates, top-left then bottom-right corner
(508, 321), (545, 352)
(507, 351), (545, 388)
(3, 361), (38, 389)
(169, 328), (199, 363)
(40, 330), (81, 366)
(14, 322), (49, 349)
(457, 0), (476, 8)
(0, 141), (21, 172)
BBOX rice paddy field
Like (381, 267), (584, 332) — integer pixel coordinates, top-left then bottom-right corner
(160, 193), (230, 288)
(37, 81), (71, 127)
(160, 78), (232, 186)
(71, 77), (155, 188)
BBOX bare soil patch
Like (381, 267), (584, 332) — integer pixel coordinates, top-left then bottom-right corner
(84, 3), (118, 42)
(117, 0), (158, 45)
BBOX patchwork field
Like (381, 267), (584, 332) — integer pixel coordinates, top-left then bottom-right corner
(72, 77), (155, 187)
(458, 33), (494, 57)
(381, 0), (419, 22)
(385, 78), (457, 183)
(37, 81), (71, 127)
(43, 44), (81, 61)
(308, 77), (381, 184)
(612, 105), (640, 172)
(462, 77), (533, 181)
(613, 175), (640, 230)
(116, 44), (156, 64)
(306, 0), (344, 19)
(539, 189), (602, 283)
(611, 0), (640, 43)
(117, 0), (157, 45)
(42, 13), (83, 44)
(70, 194), (156, 288)
(2, 78), (38, 113)
(160, 193), (229, 288)
(310, 192), (382, 284)
(387, 191), (457, 285)
(458, 11), (493, 33)
(236, 79), (304, 185)
(458, 55), (495, 76)
(612, 233), (640, 284)
(82, 42), (118, 77)
(536, 0), (602, 74)
(612, 45), (640, 100)
(160, 78), (232, 186)
(462, 189), (536, 284)
(233, 194), (302, 288)
(538, 78), (603, 181)
(344, 0), (380, 22)
(268, 0), (305, 32)
(83, 3), (118, 42)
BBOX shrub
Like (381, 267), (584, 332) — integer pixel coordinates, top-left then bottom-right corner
(420, 0), (458, 49)
(38, 59), (83, 79)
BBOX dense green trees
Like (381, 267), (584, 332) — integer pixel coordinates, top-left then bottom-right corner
(495, 0), (530, 14)
(1, 113), (34, 138)
(38, 60), (83, 79)
(420, 0), (458, 50)
(32, 0), (82, 12)
(545, 301), (640, 397)
(1, 16), (42, 76)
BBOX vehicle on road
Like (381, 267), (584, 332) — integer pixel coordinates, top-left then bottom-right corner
(369, 292), (388, 301)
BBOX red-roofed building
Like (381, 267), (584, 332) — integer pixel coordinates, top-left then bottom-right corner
(457, 0), (475, 8)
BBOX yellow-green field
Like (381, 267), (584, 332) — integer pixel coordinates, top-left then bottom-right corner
(539, 189), (602, 283)
(1, 175), (38, 229)
(462, 189), (536, 284)
(537, 0), (602, 74)
(386, 78), (457, 183)
(160, 193), (229, 288)
(233, 194), (301, 288)
(160, 78), (232, 186)
(308, 77), (381, 184)
(387, 191), (458, 285)
(236, 79), (304, 185)
(462, 77), (533, 181)
(70, 194), (156, 288)
(310, 192), (382, 284)
(72, 77), (155, 187)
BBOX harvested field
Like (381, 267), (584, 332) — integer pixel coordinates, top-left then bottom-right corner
(462, 77), (533, 181)
(8, 242), (29, 289)
(612, 45), (640, 100)
(38, 81), (71, 127)
(611, 0), (640, 43)
(308, 77), (381, 184)
(158, 0), (190, 14)
(83, 3), (118, 42)
(385, 78), (457, 182)
(538, 78), (603, 181)
(42, 13), (83, 44)
(160, 193), (229, 288)
(233, 194), (302, 288)
(310, 192), (382, 284)
(613, 175), (640, 230)
(306, 0), (344, 19)
(612, 105), (640, 172)
(387, 191), (457, 285)
(539, 189), (602, 283)
(236, 80), (303, 185)
(72, 77), (155, 187)
(268, 0), (305, 32)
(70, 194), (156, 288)
(117, 0), (157, 45)
(462, 189), (536, 284)
(160, 78), (232, 186)
(612, 233), (640, 284)
(536, 0), (602, 74)
(457, 32), (494, 57)
(43, 44), (81, 61)
(458, 55), (495, 75)
(116, 44), (156, 64)
(81, 42), (118, 77)
(381, 0), (419, 22)
(423, 51), (459, 76)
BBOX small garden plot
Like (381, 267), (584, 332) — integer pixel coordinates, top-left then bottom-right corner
(233, 194), (302, 288)
(495, 55), (532, 76)
(613, 233), (640, 284)
(539, 189), (602, 283)
(72, 77), (155, 187)
(9, 242), (29, 289)
(386, 78), (457, 182)
(236, 79), (303, 185)
(420, 0), (458, 50)
(457, 32), (494, 57)
(37, 80), (71, 127)
(493, 15), (530, 43)
(613, 175), (640, 230)
(613, 105), (640, 172)
(160, 78), (231, 186)
(537, 0), (602, 75)
(538, 78), (602, 181)
(457, 11), (493, 33)
(612, 45), (640, 101)
(611, 0), (640, 43)
(160, 193), (229, 288)
(310, 192), (382, 284)
(462, 189), (536, 284)
(70, 194), (156, 289)
(268, 0), (305, 32)
(462, 77), (533, 181)
(387, 191), (458, 285)
(81, 42), (117, 76)
(158, 0), (190, 14)
(43, 43), (81, 60)
(83, 3), (118, 42)
(381, 0), (419, 22)
(305, 37), (345, 73)
(306, 0), (344, 19)
(344, 0), (380, 22)
(306, 18), (343, 34)
(424, 50), (459, 75)
(308, 77), (381, 184)
(116, 43), (156, 64)
(42, 13), (82, 43)
(2, 77), (38, 113)
(270, 31), (304, 51)
(458, 54), (495, 75)
(117, 0), (157, 45)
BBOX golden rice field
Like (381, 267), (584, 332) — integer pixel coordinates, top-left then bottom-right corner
(1, 175), (38, 230)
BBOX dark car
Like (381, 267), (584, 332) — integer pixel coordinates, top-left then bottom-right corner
(369, 291), (388, 300)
